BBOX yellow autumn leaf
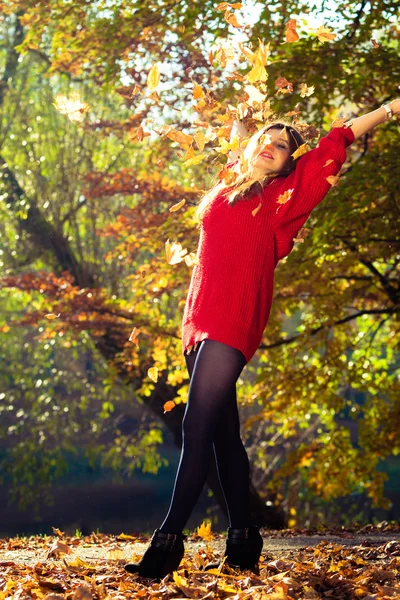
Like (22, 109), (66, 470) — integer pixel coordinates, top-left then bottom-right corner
(128, 327), (140, 346)
(45, 313), (61, 320)
(185, 252), (200, 267)
(169, 199), (186, 212)
(148, 367), (159, 382)
(52, 92), (90, 123)
(299, 83), (315, 98)
(163, 400), (176, 413)
(165, 239), (188, 265)
(194, 130), (205, 151)
(1, 325), (10, 333)
(326, 175), (340, 186)
(246, 62), (268, 83)
(314, 24), (336, 43)
(291, 143), (310, 160)
(197, 520), (214, 541)
(184, 153), (207, 166)
(147, 63), (160, 91)
(216, 136), (239, 155)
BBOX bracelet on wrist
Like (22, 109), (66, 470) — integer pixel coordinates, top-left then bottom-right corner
(381, 103), (393, 119)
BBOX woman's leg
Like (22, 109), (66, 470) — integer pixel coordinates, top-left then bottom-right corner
(185, 346), (251, 528)
(213, 396), (251, 528)
(159, 339), (246, 533)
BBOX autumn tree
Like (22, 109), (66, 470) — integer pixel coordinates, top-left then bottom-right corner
(0, 0), (399, 527)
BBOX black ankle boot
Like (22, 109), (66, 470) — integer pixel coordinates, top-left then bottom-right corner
(205, 525), (263, 572)
(124, 529), (186, 579)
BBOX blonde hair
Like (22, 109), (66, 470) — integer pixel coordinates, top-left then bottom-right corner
(196, 121), (305, 223)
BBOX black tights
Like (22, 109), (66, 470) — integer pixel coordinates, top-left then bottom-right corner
(159, 339), (251, 533)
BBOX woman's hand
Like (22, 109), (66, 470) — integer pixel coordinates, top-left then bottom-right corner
(389, 98), (400, 115)
(345, 98), (399, 141)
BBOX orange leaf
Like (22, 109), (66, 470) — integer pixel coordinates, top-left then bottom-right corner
(169, 199), (186, 212)
(128, 327), (140, 346)
(251, 202), (262, 217)
(323, 159), (334, 167)
(276, 188), (294, 212)
(163, 400), (176, 413)
(291, 143), (309, 160)
(45, 313), (61, 320)
(285, 19), (299, 43)
(326, 175), (340, 186)
(331, 117), (348, 128)
(224, 10), (243, 29)
(193, 82), (204, 99)
(371, 38), (380, 48)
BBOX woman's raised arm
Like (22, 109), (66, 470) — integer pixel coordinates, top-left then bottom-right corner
(345, 99), (399, 141)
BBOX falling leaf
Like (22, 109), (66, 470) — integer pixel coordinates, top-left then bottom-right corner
(299, 83), (315, 98)
(197, 520), (214, 541)
(331, 117), (348, 128)
(291, 143), (310, 160)
(156, 159), (165, 168)
(52, 92), (90, 122)
(276, 188), (294, 212)
(216, 1), (242, 8)
(185, 252), (200, 267)
(293, 227), (310, 243)
(45, 313), (61, 320)
(184, 153), (207, 166)
(314, 24), (336, 43)
(326, 175), (340, 186)
(193, 82), (205, 99)
(244, 84), (266, 105)
(371, 38), (380, 48)
(169, 199), (186, 212)
(166, 129), (193, 150)
(147, 63), (160, 91)
(323, 159), (334, 167)
(224, 10), (244, 29)
(46, 539), (73, 559)
(128, 327), (140, 346)
(165, 239), (188, 265)
(163, 400), (176, 413)
(285, 19), (300, 43)
(194, 130), (205, 151)
(275, 76), (293, 93)
(148, 367), (158, 382)
(251, 202), (262, 217)
(52, 527), (65, 538)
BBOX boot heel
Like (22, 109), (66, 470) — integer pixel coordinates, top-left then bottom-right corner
(205, 526), (263, 572)
(124, 529), (186, 579)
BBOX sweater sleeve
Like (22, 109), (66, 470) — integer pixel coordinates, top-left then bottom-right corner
(273, 125), (355, 262)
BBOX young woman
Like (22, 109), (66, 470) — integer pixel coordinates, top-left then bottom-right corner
(125, 99), (399, 580)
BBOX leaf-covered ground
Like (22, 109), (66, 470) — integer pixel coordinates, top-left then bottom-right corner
(1, 523), (400, 599)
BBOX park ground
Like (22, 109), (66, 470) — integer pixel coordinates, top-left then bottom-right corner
(1, 523), (400, 599)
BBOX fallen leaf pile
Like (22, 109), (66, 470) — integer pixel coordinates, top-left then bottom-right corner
(1, 523), (400, 599)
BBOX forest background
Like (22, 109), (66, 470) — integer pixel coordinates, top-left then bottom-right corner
(0, 0), (399, 537)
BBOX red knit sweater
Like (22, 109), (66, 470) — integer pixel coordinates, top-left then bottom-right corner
(182, 125), (355, 364)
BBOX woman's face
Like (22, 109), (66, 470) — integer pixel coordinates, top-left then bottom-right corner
(249, 127), (292, 177)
